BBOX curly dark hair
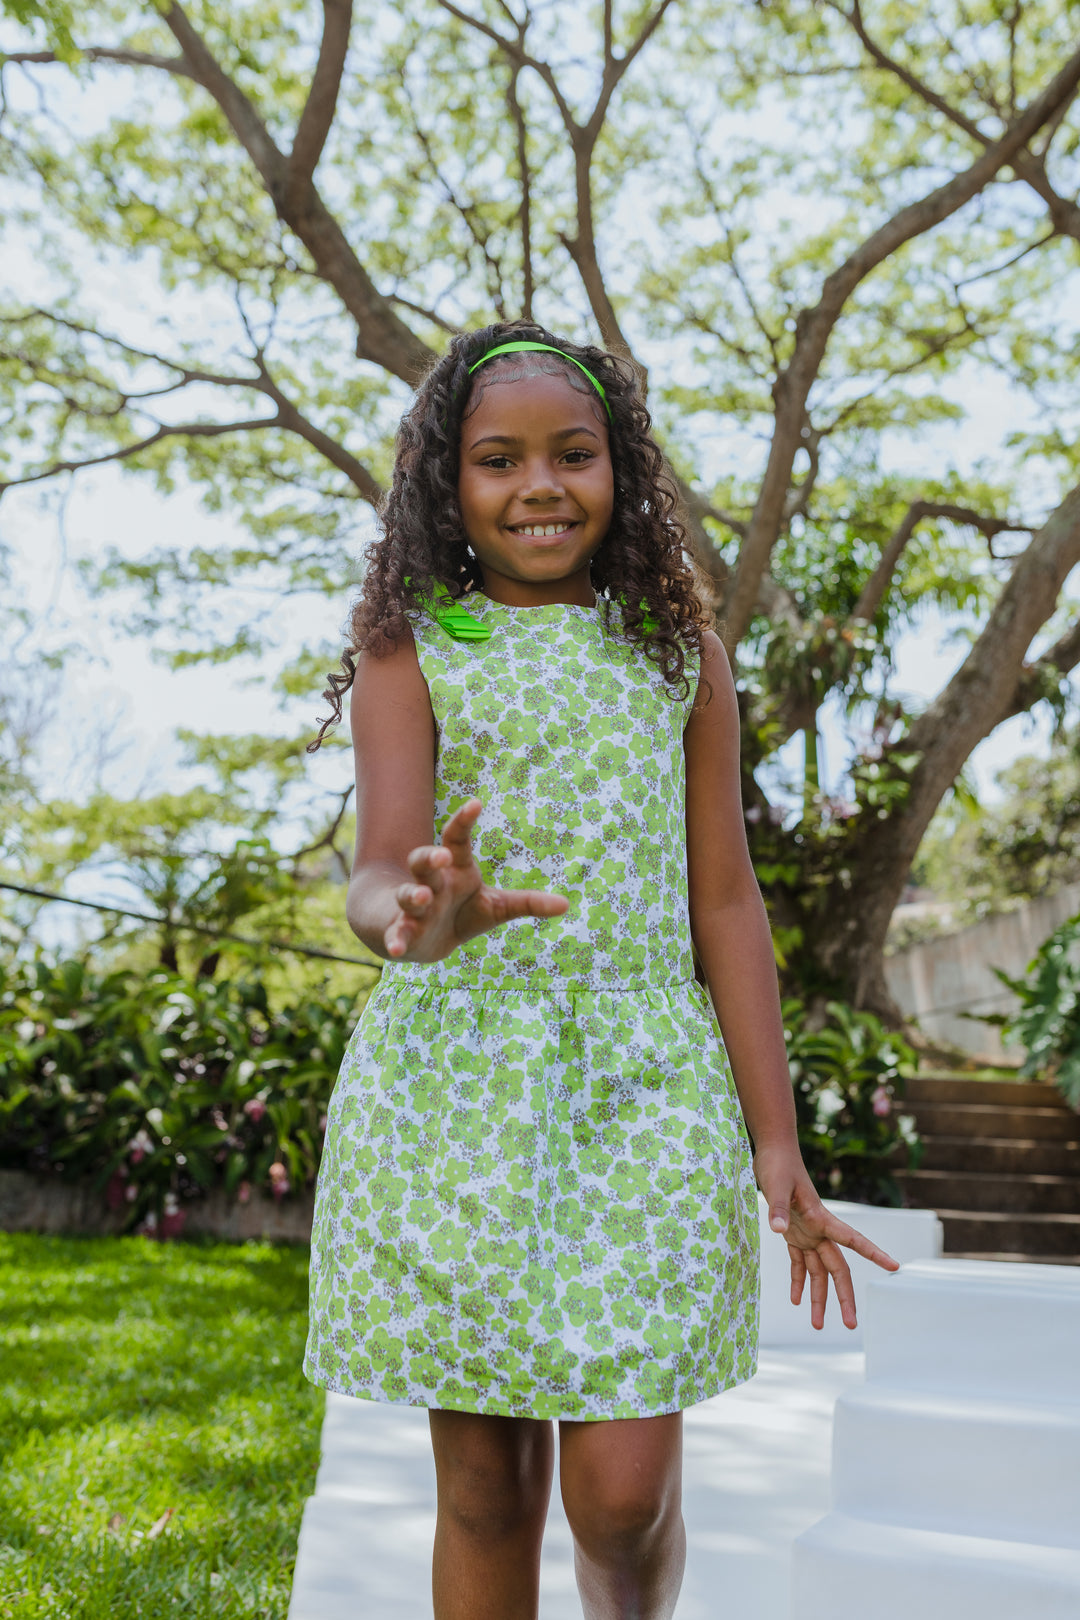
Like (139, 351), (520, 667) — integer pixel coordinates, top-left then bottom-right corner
(309, 319), (711, 749)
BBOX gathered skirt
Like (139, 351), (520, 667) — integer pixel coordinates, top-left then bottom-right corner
(303, 971), (760, 1420)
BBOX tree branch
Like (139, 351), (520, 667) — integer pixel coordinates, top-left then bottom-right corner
(287, 0), (353, 197)
(0, 47), (196, 78)
(835, 1), (1080, 245)
(901, 481), (1080, 838)
(0, 311), (383, 503)
(5, 14), (433, 381)
(1005, 615), (1080, 720)
(851, 501), (1033, 624)
(506, 66), (534, 319)
(155, 3), (431, 379)
(0, 417), (280, 493)
(722, 39), (1080, 655)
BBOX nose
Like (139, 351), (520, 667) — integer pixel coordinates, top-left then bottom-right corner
(519, 456), (565, 503)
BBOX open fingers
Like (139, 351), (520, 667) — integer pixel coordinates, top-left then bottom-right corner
(440, 798), (483, 865)
(406, 843), (452, 890)
(804, 1248), (830, 1331)
(821, 1210), (900, 1274)
(817, 1240), (858, 1330)
(789, 1247), (807, 1308)
(486, 886), (570, 923)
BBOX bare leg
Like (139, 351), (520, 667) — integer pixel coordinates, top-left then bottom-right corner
(559, 1412), (685, 1620)
(429, 1409), (554, 1620)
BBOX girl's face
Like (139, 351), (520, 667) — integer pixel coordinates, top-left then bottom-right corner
(457, 368), (615, 603)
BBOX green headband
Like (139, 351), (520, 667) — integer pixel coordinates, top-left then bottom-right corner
(467, 341), (612, 421)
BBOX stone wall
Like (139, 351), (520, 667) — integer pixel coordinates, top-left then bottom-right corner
(884, 882), (1080, 1062)
(0, 1170), (315, 1243)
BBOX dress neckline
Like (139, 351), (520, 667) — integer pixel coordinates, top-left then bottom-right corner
(470, 593), (600, 614)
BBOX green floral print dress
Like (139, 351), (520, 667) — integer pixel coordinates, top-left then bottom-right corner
(303, 595), (760, 1421)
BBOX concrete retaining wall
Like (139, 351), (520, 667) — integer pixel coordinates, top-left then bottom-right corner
(885, 882), (1080, 1061)
(0, 1169), (315, 1243)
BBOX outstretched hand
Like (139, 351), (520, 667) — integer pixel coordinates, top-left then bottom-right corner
(385, 798), (569, 962)
(753, 1144), (900, 1330)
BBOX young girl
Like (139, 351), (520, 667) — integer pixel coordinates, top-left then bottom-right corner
(304, 320), (898, 1620)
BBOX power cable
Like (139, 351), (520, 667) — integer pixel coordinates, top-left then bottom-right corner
(0, 880), (380, 970)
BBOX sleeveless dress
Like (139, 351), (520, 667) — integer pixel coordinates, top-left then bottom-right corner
(303, 595), (759, 1421)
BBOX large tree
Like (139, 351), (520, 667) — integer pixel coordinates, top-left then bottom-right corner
(1, 0), (1078, 1016)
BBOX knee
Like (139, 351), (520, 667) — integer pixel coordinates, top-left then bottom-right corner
(440, 1458), (545, 1542)
(563, 1477), (676, 1556)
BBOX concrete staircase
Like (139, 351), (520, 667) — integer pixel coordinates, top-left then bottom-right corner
(793, 1260), (1080, 1619)
(897, 1074), (1080, 1264)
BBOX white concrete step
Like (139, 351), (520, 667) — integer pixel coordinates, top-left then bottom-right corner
(830, 1384), (1080, 1549)
(864, 1258), (1080, 1400)
(794, 1512), (1080, 1620)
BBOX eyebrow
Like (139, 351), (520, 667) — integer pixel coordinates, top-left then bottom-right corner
(467, 426), (602, 449)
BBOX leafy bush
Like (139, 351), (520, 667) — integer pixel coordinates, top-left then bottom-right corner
(0, 955), (373, 1233)
(995, 912), (1080, 1109)
(783, 998), (920, 1205)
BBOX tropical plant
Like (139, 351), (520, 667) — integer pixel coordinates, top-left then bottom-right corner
(995, 912), (1080, 1109)
(783, 997), (920, 1205)
(0, 952), (374, 1232)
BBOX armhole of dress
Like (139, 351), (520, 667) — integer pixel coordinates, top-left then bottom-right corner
(408, 613), (441, 743)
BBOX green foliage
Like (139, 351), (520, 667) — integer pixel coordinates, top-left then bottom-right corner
(0, 1231), (321, 1618)
(0, 953), (376, 1230)
(783, 998), (920, 1205)
(996, 913), (1080, 1109)
(912, 731), (1080, 924)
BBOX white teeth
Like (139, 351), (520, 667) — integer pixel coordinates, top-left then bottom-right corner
(511, 523), (574, 537)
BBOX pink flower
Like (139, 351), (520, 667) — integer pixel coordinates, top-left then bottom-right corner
(243, 1097), (267, 1124)
(318, 1114), (328, 1135)
(128, 1128), (153, 1165)
(268, 1162), (290, 1201)
(237, 1180), (252, 1205)
(211, 1107), (229, 1131)
(871, 1085), (892, 1118)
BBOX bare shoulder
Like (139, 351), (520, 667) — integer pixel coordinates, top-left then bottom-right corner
(349, 623), (433, 743)
(687, 628), (738, 732)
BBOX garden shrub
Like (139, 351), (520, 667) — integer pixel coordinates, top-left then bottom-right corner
(995, 911), (1080, 1109)
(0, 954), (371, 1233)
(783, 997), (920, 1205)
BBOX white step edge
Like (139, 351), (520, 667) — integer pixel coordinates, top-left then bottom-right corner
(830, 1385), (1080, 1549)
(864, 1260), (1080, 1402)
(793, 1511), (1080, 1620)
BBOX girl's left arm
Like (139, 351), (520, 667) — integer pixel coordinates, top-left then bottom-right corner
(683, 630), (898, 1330)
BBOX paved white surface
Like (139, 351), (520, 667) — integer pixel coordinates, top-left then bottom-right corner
(288, 1348), (865, 1620)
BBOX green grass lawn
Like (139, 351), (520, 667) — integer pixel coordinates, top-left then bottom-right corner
(0, 1233), (323, 1618)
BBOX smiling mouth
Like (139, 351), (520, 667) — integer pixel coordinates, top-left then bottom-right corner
(506, 521), (579, 537)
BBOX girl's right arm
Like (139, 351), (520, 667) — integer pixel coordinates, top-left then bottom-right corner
(344, 629), (439, 958)
(345, 629), (567, 961)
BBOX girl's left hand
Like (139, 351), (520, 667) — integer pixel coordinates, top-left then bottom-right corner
(753, 1143), (900, 1331)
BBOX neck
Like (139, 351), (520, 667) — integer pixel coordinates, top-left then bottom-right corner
(477, 565), (597, 608)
